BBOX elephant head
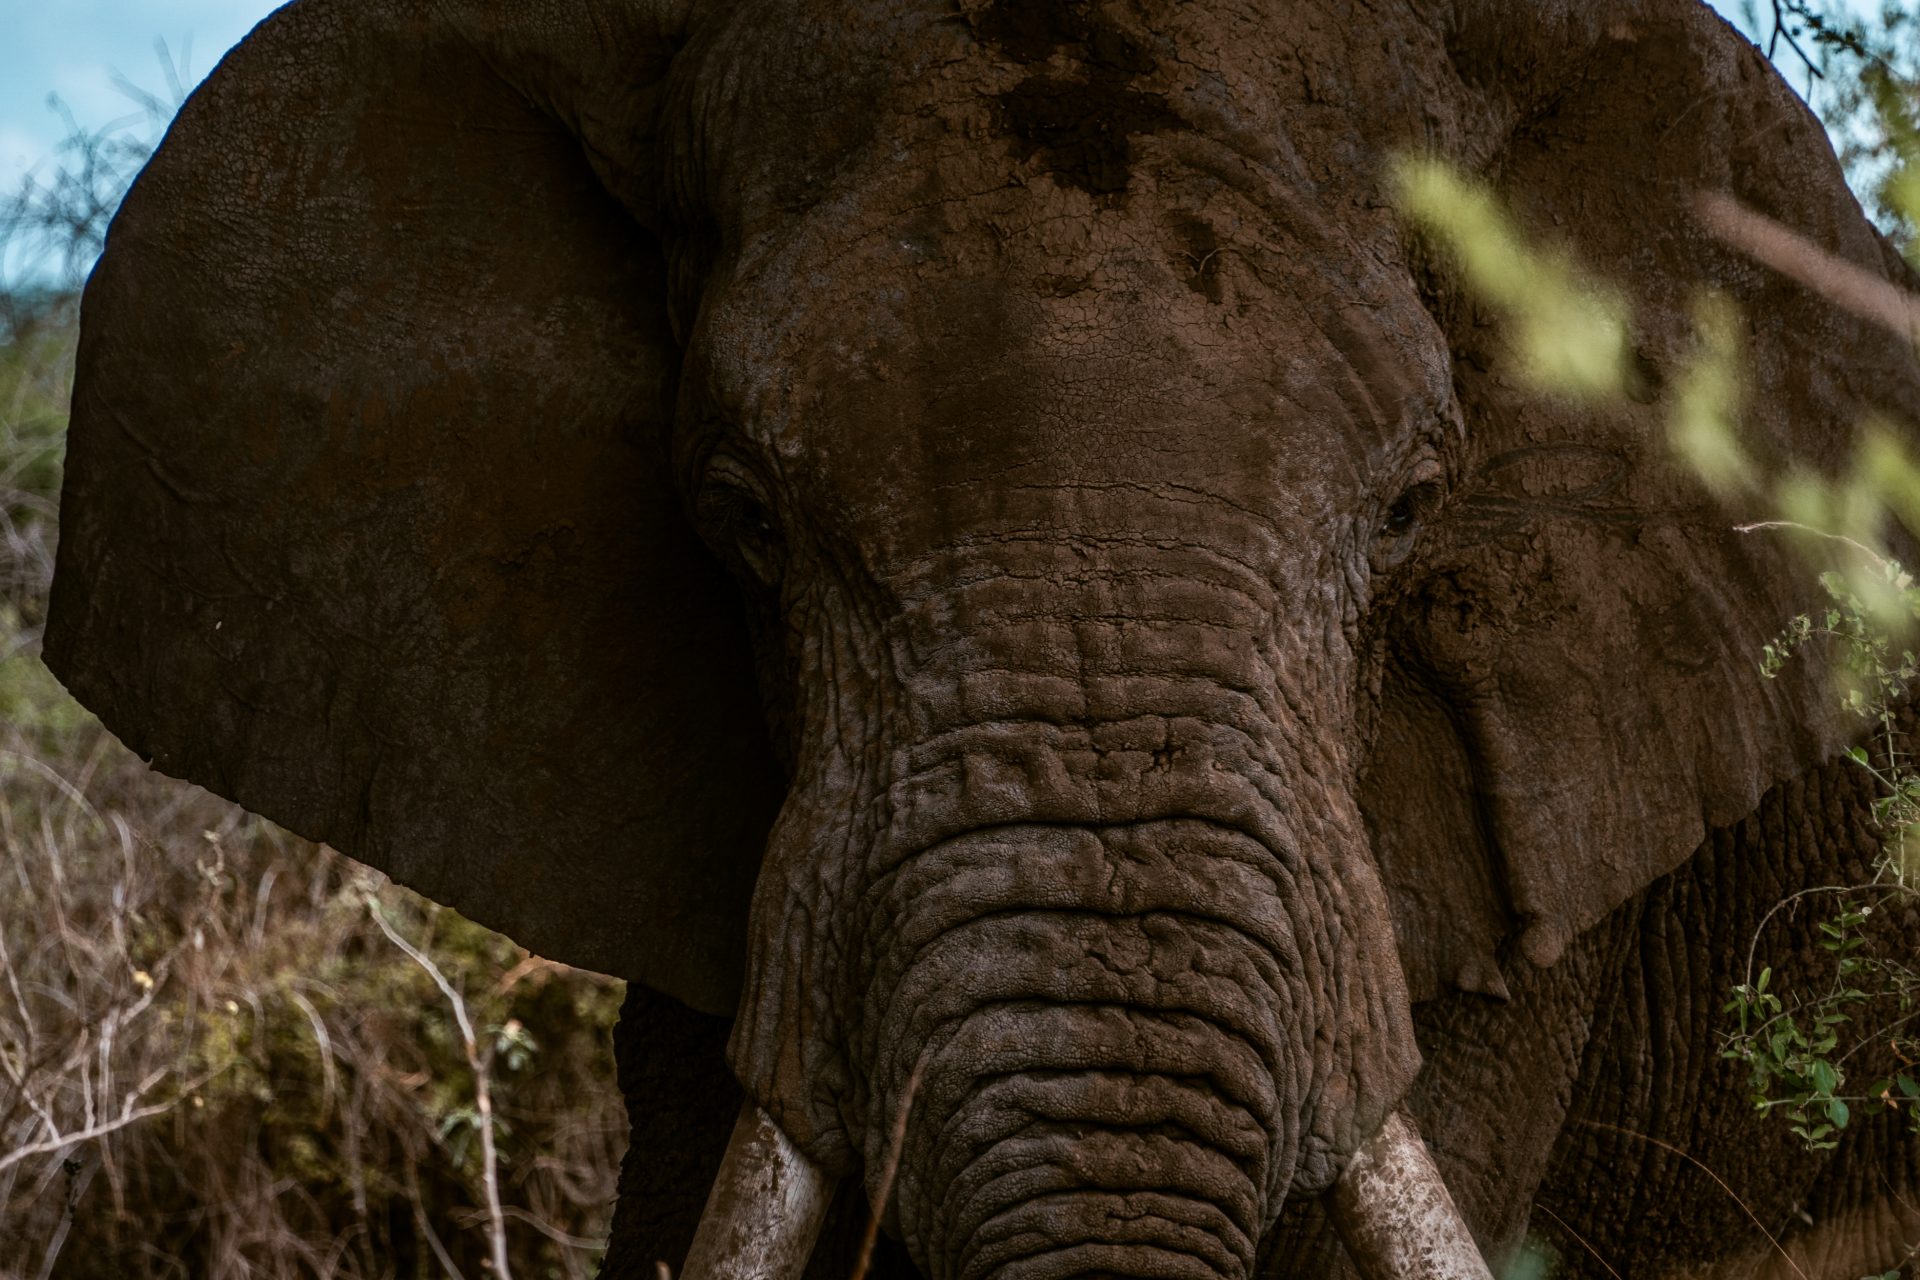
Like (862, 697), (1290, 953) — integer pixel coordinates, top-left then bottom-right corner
(44, 0), (1919, 1276)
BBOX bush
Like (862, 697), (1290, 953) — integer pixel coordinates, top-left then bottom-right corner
(0, 287), (626, 1278)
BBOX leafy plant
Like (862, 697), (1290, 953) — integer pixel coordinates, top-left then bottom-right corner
(1724, 555), (1920, 1153)
(1402, 143), (1920, 1157)
(1395, 18), (1920, 1267)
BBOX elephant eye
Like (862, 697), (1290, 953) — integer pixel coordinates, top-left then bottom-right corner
(1382, 487), (1429, 536)
(698, 476), (787, 589)
(1372, 480), (1442, 571)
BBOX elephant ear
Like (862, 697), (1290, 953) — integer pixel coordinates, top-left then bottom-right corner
(44, 0), (783, 1015)
(1365, 0), (1920, 1000)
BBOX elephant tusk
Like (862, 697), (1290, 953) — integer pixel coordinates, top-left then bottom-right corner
(1330, 1108), (1495, 1280)
(681, 1102), (837, 1280)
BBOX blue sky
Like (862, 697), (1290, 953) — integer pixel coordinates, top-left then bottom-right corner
(1, 0), (287, 282)
(0, 0), (1834, 283)
(0, 1), (283, 192)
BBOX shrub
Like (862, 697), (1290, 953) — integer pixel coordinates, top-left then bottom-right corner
(0, 288), (626, 1279)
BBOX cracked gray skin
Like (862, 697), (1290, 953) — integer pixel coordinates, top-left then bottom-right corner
(41, 0), (1920, 1275)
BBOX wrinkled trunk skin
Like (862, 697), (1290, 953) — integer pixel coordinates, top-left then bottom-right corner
(727, 548), (1421, 1280)
(876, 821), (1311, 1280)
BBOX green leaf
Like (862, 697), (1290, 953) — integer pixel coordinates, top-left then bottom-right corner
(1827, 1097), (1851, 1128)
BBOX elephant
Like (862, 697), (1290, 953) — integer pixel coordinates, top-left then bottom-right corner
(39, 0), (1920, 1274)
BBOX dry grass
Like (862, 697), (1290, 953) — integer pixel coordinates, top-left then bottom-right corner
(0, 292), (627, 1278)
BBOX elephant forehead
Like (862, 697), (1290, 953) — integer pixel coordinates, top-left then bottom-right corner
(673, 0), (1460, 582)
(684, 0), (1451, 232)
(694, 146), (1447, 562)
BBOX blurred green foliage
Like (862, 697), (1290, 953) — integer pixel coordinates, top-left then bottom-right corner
(1397, 149), (1920, 1156)
(1393, 161), (1633, 400)
(1396, 16), (1920, 1268)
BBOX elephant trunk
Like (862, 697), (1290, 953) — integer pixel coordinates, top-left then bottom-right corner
(722, 551), (1449, 1276)
(862, 822), (1318, 1280)
(888, 1011), (1272, 1280)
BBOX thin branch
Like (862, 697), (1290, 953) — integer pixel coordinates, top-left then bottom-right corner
(285, 989), (339, 1124)
(1734, 520), (1892, 568)
(1768, 0), (1824, 75)
(1834, 1006), (1920, 1067)
(405, 1157), (469, 1280)
(492, 1205), (606, 1251)
(0, 1076), (178, 1177)
(1530, 1201), (1623, 1280)
(32, 1145), (99, 1280)
(1740, 882), (1872, 990)
(1574, 1121), (1809, 1280)
(852, 1048), (931, 1280)
(1698, 192), (1920, 343)
(367, 895), (512, 1280)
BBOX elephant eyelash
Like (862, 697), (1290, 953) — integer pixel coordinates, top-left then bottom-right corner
(1382, 483), (1437, 536)
(1371, 476), (1444, 572)
(696, 467), (788, 588)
